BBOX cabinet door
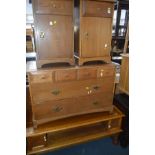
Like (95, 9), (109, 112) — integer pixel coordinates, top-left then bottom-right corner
(35, 15), (73, 60)
(81, 17), (112, 58)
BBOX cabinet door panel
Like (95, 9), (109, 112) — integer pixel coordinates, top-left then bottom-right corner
(81, 17), (112, 58)
(35, 15), (73, 60)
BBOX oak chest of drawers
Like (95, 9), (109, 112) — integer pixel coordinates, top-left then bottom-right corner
(28, 64), (115, 127)
(32, 0), (74, 68)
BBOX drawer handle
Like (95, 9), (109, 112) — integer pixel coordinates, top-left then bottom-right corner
(51, 90), (61, 95)
(52, 106), (63, 112)
(93, 86), (100, 90)
(97, 7), (101, 11)
(93, 101), (99, 105)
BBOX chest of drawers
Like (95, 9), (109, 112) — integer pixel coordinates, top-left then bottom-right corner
(28, 64), (115, 128)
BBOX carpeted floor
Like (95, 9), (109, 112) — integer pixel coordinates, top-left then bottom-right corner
(41, 137), (129, 155)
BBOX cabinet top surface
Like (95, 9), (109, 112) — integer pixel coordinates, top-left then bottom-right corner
(26, 61), (116, 73)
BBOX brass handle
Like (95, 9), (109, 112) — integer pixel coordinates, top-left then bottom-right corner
(40, 32), (45, 38)
(51, 90), (61, 95)
(104, 44), (108, 48)
(107, 8), (111, 14)
(93, 86), (100, 90)
(93, 101), (99, 105)
(49, 21), (57, 26)
(52, 106), (63, 112)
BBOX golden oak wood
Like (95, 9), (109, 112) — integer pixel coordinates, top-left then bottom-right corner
(32, 0), (74, 68)
(28, 63), (116, 127)
(74, 0), (114, 65)
(119, 54), (129, 95)
(26, 106), (124, 155)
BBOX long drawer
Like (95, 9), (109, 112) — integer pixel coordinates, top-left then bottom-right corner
(31, 77), (114, 103)
(33, 92), (113, 124)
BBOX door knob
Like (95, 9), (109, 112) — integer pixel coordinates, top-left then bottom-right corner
(104, 44), (108, 48)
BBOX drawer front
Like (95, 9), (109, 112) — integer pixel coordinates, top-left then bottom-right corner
(82, 1), (114, 17)
(78, 68), (97, 80)
(35, 0), (73, 15)
(33, 93), (113, 123)
(31, 78), (114, 103)
(33, 98), (77, 122)
(55, 69), (77, 82)
(76, 93), (113, 114)
(27, 134), (47, 151)
(29, 72), (53, 83)
(97, 67), (115, 78)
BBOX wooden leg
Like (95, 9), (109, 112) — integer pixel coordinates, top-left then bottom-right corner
(111, 134), (120, 145)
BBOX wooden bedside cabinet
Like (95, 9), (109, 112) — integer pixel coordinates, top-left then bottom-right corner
(32, 0), (74, 68)
(74, 0), (114, 65)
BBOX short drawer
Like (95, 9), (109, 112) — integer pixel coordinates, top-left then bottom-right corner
(97, 67), (114, 78)
(78, 68), (97, 80)
(35, 0), (73, 15)
(82, 1), (114, 17)
(33, 98), (77, 123)
(27, 134), (47, 151)
(29, 72), (53, 83)
(55, 69), (77, 82)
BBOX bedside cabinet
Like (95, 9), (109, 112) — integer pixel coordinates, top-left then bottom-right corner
(32, 0), (74, 68)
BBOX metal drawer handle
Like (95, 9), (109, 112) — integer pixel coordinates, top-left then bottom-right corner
(51, 90), (61, 95)
(93, 86), (100, 90)
(52, 106), (63, 112)
(93, 101), (99, 105)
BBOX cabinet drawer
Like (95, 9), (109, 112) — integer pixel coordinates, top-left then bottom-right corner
(97, 67), (114, 78)
(55, 69), (77, 82)
(29, 72), (53, 83)
(33, 93), (113, 124)
(78, 68), (97, 80)
(31, 78), (114, 103)
(35, 0), (73, 15)
(33, 98), (77, 123)
(82, 1), (113, 17)
(27, 134), (47, 151)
